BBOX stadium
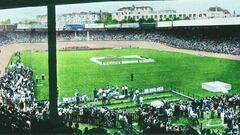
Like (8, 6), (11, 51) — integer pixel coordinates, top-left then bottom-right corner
(0, 1), (240, 135)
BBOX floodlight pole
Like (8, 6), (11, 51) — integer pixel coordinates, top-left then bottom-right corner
(48, 4), (58, 121)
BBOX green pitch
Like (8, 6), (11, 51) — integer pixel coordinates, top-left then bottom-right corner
(18, 48), (240, 100)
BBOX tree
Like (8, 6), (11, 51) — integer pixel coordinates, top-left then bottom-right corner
(127, 17), (136, 23)
(145, 18), (156, 23)
(18, 20), (40, 25)
(95, 16), (119, 24)
(119, 19), (128, 23)
(164, 18), (173, 21)
(173, 17), (181, 21)
(183, 17), (190, 20)
(0, 19), (11, 25)
(95, 20), (103, 24)
(138, 18), (146, 23)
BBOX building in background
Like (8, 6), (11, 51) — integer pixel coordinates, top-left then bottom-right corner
(36, 15), (48, 24)
(37, 11), (110, 30)
(207, 7), (231, 18)
(112, 5), (231, 21)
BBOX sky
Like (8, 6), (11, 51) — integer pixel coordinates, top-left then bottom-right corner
(0, 0), (239, 23)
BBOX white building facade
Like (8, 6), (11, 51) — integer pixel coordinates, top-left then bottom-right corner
(112, 5), (231, 21)
(37, 11), (110, 30)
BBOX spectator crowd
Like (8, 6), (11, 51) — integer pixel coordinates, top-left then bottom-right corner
(138, 95), (240, 135)
(0, 28), (240, 55)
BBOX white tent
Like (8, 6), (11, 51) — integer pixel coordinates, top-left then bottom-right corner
(150, 100), (164, 108)
(202, 81), (231, 93)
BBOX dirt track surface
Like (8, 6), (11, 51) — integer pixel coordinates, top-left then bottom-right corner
(0, 41), (240, 76)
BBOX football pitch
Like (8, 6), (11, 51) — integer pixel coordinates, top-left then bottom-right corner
(16, 48), (240, 100)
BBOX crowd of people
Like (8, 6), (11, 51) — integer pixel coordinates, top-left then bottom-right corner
(0, 52), (36, 133)
(0, 31), (47, 45)
(1, 27), (240, 55)
(0, 52), (34, 111)
(58, 102), (133, 130)
(137, 94), (240, 135)
(0, 53), (72, 134)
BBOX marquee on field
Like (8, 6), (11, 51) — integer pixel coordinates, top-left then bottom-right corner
(90, 55), (155, 65)
(202, 81), (231, 93)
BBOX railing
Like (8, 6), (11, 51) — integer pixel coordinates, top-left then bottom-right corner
(173, 88), (202, 99)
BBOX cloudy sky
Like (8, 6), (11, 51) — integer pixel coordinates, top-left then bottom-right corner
(0, 0), (239, 23)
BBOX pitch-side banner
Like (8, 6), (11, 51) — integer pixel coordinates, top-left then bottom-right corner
(31, 24), (48, 29)
(85, 24), (104, 29)
(17, 24), (32, 30)
(156, 21), (173, 27)
(105, 24), (121, 28)
(121, 23), (139, 28)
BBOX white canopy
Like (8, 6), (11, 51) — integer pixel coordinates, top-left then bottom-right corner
(150, 100), (164, 108)
(202, 81), (231, 93)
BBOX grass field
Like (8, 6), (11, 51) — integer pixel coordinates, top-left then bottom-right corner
(18, 48), (240, 100)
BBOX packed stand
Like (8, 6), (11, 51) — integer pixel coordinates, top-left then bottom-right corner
(137, 95), (240, 135)
(0, 31), (47, 45)
(0, 52), (72, 134)
(1, 27), (240, 55)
